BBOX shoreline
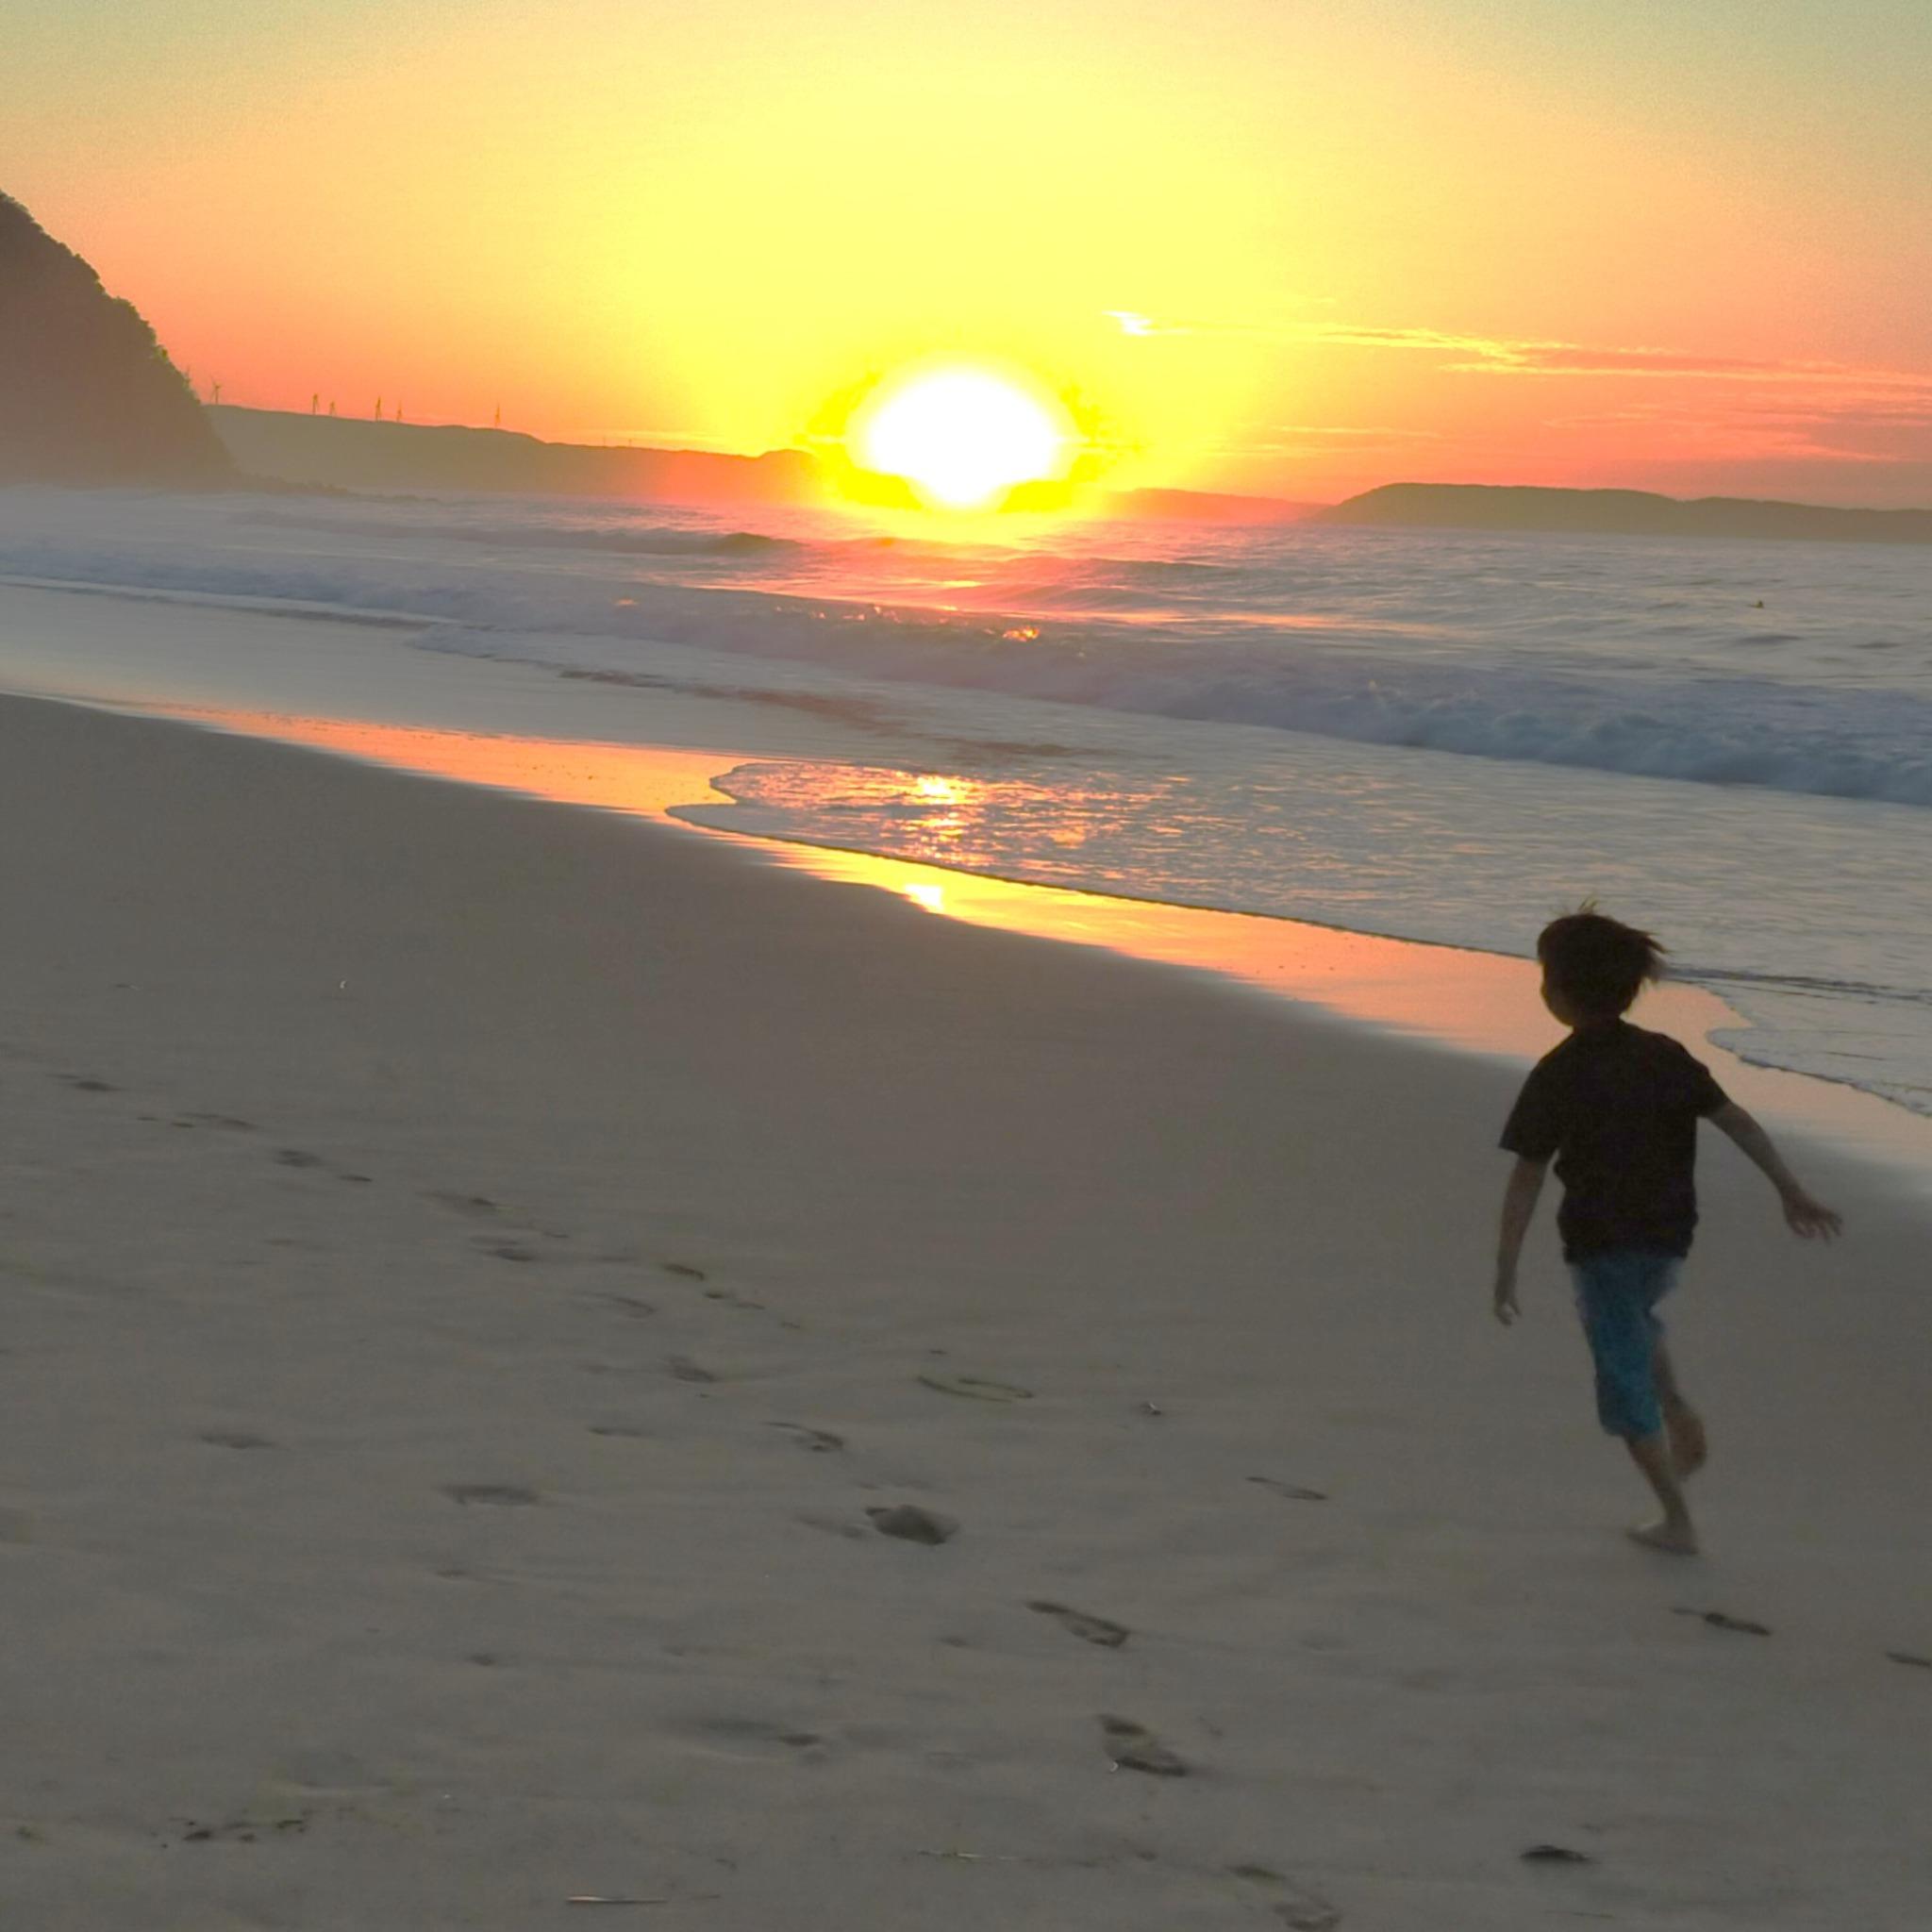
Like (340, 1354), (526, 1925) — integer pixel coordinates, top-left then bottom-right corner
(4, 686), (1929, 1927)
(110, 695), (1932, 1198)
(0, 573), (1926, 1193)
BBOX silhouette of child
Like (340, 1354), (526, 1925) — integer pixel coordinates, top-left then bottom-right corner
(1492, 908), (1841, 1554)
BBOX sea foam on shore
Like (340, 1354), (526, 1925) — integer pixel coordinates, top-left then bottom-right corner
(3, 485), (1929, 1122)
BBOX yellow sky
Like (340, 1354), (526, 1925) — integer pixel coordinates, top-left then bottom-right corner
(8, 0), (1932, 502)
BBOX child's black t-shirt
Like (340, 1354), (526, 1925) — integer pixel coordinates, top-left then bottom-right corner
(1500, 1020), (1729, 1261)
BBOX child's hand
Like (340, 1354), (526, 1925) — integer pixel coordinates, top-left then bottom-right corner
(1781, 1189), (1842, 1241)
(1492, 1275), (1521, 1325)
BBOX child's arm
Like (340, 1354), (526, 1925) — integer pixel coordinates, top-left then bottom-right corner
(1707, 1102), (1843, 1240)
(1492, 1155), (1548, 1324)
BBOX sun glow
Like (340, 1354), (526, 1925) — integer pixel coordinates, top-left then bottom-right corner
(848, 364), (1074, 511)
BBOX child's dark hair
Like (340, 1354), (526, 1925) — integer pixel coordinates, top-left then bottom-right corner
(1537, 905), (1666, 1019)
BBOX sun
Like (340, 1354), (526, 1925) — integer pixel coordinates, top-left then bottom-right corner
(848, 363), (1074, 511)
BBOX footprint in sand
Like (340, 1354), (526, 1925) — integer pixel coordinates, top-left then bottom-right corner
(443, 1483), (540, 1507)
(596, 1293), (658, 1321)
(1098, 1715), (1187, 1777)
(867, 1505), (958, 1546)
(686, 1717), (826, 1762)
(667, 1356), (719, 1384)
(1674, 1607), (1771, 1637)
(1247, 1476), (1329, 1502)
(481, 1241), (540, 1264)
(661, 1261), (708, 1281)
(273, 1148), (325, 1169)
(1886, 1651), (1932, 1671)
(61, 1074), (117, 1093)
(1027, 1600), (1130, 1649)
(179, 1813), (310, 1845)
(426, 1191), (500, 1216)
(767, 1423), (844, 1454)
(916, 1373), (1032, 1404)
(1230, 1863), (1342, 1929)
(199, 1429), (275, 1451)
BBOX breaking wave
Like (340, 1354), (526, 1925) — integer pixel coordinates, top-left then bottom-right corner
(3, 488), (1929, 810)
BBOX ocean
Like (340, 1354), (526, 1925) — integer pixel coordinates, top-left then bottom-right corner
(2, 485), (1928, 1119)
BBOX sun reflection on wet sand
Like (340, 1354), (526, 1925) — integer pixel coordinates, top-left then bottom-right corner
(154, 702), (1932, 1189)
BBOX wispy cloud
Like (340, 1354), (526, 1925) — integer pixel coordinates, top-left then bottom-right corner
(1103, 309), (1932, 405)
(1541, 394), (1932, 465)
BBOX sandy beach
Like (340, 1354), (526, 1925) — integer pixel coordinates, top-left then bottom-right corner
(4, 686), (1929, 1931)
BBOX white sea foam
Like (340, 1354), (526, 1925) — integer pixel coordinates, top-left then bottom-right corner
(4, 488), (1928, 808)
(2, 484), (1928, 1115)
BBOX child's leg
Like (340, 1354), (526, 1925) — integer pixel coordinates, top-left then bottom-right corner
(1652, 1341), (1707, 1477)
(1573, 1252), (1699, 1553)
(1624, 1431), (1698, 1555)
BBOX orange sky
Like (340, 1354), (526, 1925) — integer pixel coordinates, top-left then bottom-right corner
(8, 0), (1932, 504)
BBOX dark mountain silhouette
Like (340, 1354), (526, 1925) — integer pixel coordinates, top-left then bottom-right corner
(0, 193), (234, 486)
(1318, 482), (1932, 545)
(213, 405), (1321, 522)
(209, 407), (825, 505)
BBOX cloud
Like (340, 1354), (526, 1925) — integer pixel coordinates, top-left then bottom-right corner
(1327, 328), (1932, 404)
(1537, 392), (1932, 466)
(1105, 308), (1932, 406)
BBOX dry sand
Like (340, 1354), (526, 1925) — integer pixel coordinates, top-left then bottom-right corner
(2, 691), (1927, 1930)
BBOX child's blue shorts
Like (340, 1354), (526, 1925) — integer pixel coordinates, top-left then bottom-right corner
(1568, 1249), (1683, 1440)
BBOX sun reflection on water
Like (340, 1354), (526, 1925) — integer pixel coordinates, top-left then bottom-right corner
(139, 702), (1932, 1189)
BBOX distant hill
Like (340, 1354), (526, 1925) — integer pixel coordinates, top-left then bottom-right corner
(0, 193), (234, 487)
(1318, 482), (1932, 545)
(211, 405), (1321, 522)
(209, 407), (825, 506)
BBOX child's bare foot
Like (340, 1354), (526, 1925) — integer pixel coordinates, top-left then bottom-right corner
(1627, 1517), (1699, 1557)
(1665, 1402), (1707, 1479)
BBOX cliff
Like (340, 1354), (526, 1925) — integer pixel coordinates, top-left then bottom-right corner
(0, 193), (234, 487)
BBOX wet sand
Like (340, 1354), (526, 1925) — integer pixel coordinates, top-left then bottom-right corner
(3, 689), (1928, 1930)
